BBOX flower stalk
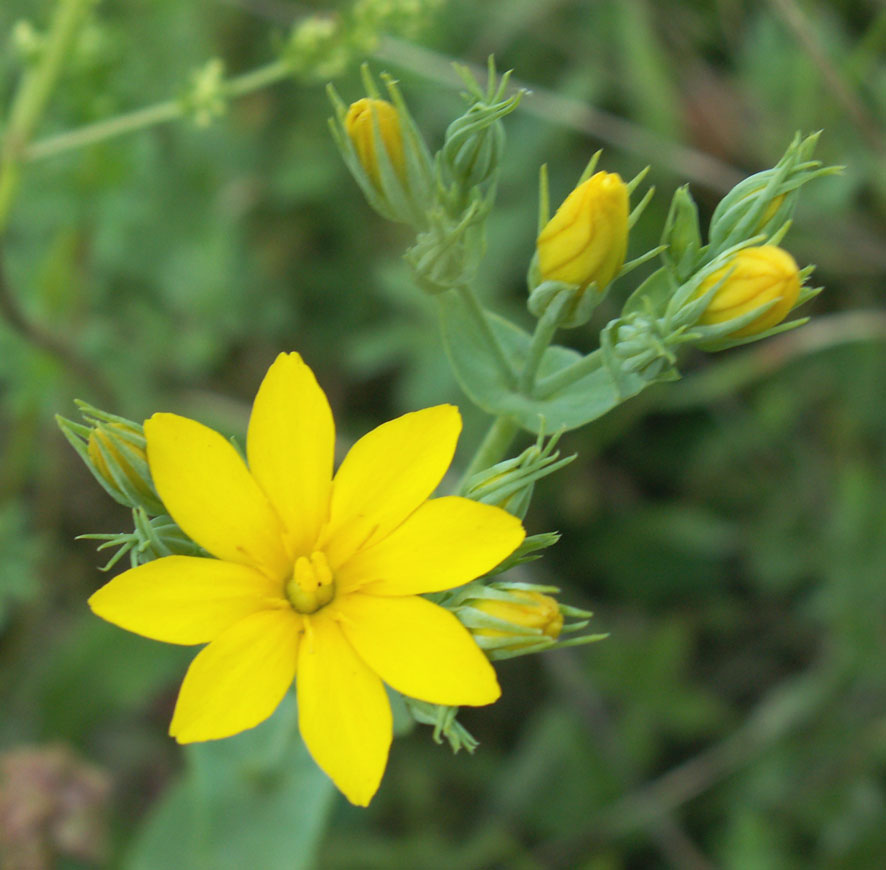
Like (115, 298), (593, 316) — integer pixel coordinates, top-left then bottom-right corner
(0, 0), (96, 231)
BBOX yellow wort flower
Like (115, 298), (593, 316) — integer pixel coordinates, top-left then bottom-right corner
(696, 245), (801, 338)
(344, 98), (406, 189)
(536, 171), (629, 292)
(88, 353), (525, 806)
(473, 590), (563, 650)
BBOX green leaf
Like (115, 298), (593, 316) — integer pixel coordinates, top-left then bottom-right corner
(437, 291), (648, 433)
(126, 692), (335, 870)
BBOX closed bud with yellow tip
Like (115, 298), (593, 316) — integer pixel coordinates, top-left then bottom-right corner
(344, 98), (406, 190)
(451, 583), (603, 660)
(57, 405), (164, 515)
(536, 171), (629, 293)
(473, 590), (564, 649)
(695, 245), (802, 339)
(329, 68), (433, 227)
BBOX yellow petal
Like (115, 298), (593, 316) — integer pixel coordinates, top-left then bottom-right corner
(247, 352), (334, 558)
(170, 609), (301, 742)
(334, 593), (501, 707)
(145, 413), (289, 579)
(338, 496), (525, 596)
(88, 556), (284, 644)
(322, 405), (461, 568)
(297, 611), (392, 806)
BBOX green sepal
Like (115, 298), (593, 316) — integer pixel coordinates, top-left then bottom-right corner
(405, 195), (489, 294)
(696, 315), (811, 352)
(488, 531), (562, 575)
(527, 280), (605, 329)
(464, 431), (574, 519)
(660, 185), (703, 281)
(78, 508), (202, 571)
(401, 699), (478, 754)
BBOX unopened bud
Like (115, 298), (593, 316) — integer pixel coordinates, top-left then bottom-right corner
(473, 590), (564, 646)
(344, 98), (406, 190)
(706, 132), (840, 253)
(441, 108), (504, 193)
(329, 69), (434, 227)
(464, 435), (572, 520)
(458, 588), (566, 659)
(695, 245), (802, 338)
(57, 407), (164, 515)
(536, 171), (629, 294)
(709, 178), (790, 251)
(449, 581), (602, 660)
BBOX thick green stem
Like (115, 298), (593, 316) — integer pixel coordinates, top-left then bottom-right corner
(0, 0), (94, 231)
(456, 285), (518, 390)
(535, 348), (605, 398)
(458, 415), (519, 492)
(25, 59), (293, 163)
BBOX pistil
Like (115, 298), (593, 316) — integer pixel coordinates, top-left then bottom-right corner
(285, 551), (335, 614)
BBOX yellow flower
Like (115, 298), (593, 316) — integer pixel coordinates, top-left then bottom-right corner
(536, 171), (629, 292)
(344, 98), (406, 189)
(696, 245), (801, 338)
(88, 353), (524, 806)
(473, 590), (563, 650)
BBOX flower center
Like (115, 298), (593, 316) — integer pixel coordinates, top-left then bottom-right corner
(285, 551), (336, 614)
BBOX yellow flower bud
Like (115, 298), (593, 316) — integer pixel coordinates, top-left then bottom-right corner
(473, 590), (564, 650)
(87, 422), (155, 504)
(696, 245), (801, 338)
(344, 98), (405, 189)
(536, 171), (629, 292)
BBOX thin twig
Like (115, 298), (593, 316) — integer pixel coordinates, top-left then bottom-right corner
(24, 59), (293, 162)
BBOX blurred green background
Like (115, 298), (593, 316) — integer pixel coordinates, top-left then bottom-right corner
(1, 0), (885, 867)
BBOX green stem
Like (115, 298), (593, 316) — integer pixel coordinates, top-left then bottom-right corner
(0, 0), (94, 231)
(0, 0), (114, 407)
(458, 415), (519, 491)
(225, 59), (291, 97)
(518, 297), (564, 395)
(456, 284), (518, 390)
(535, 348), (605, 398)
(24, 59), (294, 163)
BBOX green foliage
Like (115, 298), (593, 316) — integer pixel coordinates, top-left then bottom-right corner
(0, 505), (42, 630)
(126, 693), (335, 870)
